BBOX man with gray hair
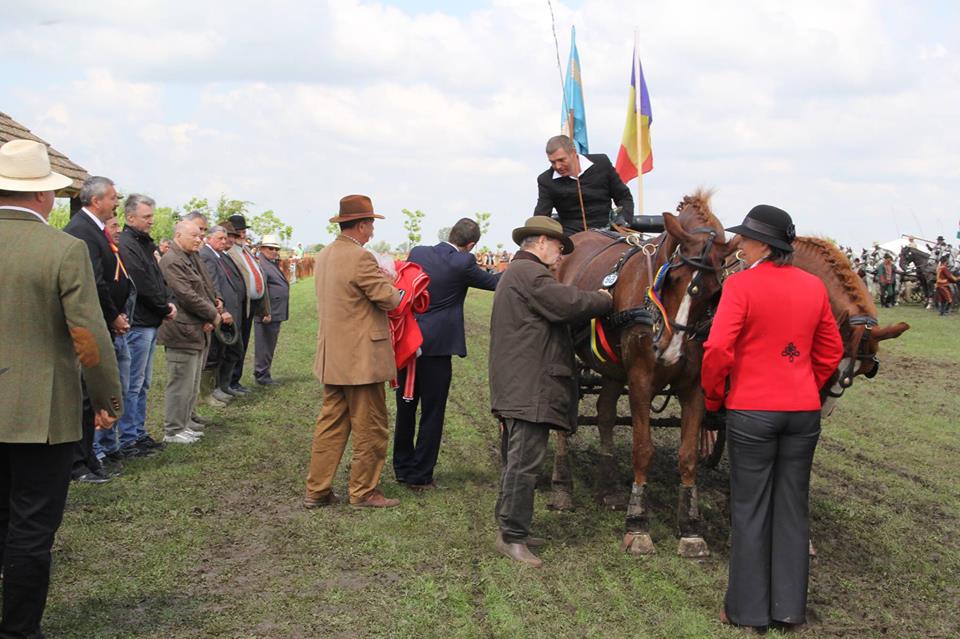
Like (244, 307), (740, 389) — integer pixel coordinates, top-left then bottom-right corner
(534, 134), (634, 236)
(117, 194), (177, 455)
(158, 221), (227, 443)
(63, 175), (134, 481)
(199, 223), (245, 405)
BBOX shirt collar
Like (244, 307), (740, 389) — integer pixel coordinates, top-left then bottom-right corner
(1, 205), (48, 225)
(81, 207), (106, 231)
(552, 154), (593, 180)
(442, 241), (460, 251)
(205, 243), (221, 257)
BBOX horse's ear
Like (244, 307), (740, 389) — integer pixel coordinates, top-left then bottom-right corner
(872, 321), (910, 342)
(663, 212), (693, 243)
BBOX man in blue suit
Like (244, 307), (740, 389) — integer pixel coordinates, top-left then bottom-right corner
(394, 218), (500, 489)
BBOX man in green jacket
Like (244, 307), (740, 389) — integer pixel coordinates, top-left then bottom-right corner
(489, 216), (612, 567)
(0, 139), (122, 637)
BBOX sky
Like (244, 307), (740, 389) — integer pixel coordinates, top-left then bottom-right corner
(2, 0), (958, 250)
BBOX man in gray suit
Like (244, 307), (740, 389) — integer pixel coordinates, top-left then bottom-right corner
(253, 234), (290, 385)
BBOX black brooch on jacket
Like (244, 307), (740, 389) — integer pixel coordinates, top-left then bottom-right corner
(781, 342), (800, 362)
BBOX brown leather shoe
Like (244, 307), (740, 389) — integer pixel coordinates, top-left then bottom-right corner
(495, 532), (543, 567)
(303, 491), (340, 509)
(351, 490), (400, 508)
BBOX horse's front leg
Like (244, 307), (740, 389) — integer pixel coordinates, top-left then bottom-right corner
(675, 382), (710, 558)
(620, 334), (657, 555)
(547, 430), (575, 511)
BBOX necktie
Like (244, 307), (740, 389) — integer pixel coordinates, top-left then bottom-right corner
(104, 228), (128, 282)
(242, 248), (265, 296)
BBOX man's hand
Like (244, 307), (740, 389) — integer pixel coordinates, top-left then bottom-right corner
(262, 314), (272, 324)
(703, 409), (726, 430)
(165, 303), (178, 321)
(213, 313), (222, 328)
(221, 311), (234, 325)
(111, 313), (130, 335)
(215, 299), (224, 312)
(94, 409), (117, 430)
(598, 289), (613, 299)
(202, 323), (215, 333)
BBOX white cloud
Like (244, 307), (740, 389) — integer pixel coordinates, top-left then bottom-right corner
(1, 0), (957, 248)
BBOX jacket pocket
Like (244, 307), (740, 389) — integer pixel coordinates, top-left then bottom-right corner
(370, 329), (389, 341)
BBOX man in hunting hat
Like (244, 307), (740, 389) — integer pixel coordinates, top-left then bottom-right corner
(0, 139), (122, 637)
(253, 234), (290, 386)
(304, 194), (403, 509)
(534, 134), (634, 236)
(489, 216), (612, 566)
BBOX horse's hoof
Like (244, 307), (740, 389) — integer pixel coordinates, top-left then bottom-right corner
(547, 490), (575, 512)
(622, 532), (656, 555)
(677, 536), (710, 558)
(598, 491), (628, 511)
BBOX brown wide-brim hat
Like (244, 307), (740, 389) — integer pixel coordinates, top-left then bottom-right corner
(221, 221), (240, 237)
(512, 216), (574, 255)
(329, 194), (386, 224)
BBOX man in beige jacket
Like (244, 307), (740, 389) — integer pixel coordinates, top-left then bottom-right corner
(305, 195), (402, 509)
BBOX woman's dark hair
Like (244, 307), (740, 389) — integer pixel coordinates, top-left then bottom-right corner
(768, 246), (793, 266)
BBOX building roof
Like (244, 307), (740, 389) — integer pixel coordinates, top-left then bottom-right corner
(0, 111), (90, 197)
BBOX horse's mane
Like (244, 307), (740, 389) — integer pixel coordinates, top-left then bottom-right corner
(675, 188), (718, 226)
(793, 237), (874, 314)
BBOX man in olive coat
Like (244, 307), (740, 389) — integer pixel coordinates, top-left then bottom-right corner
(304, 195), (402, 509)
(489, 216), (612, 567)
(0, 139), (122, 637)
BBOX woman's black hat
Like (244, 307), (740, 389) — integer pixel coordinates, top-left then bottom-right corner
(726, 204), (796, 253)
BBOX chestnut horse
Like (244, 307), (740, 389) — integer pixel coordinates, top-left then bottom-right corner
(790, 237), (910, 411)
(552, 190), (736, 557)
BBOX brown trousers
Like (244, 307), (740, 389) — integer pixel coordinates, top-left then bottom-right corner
(305, 382), (389, 503)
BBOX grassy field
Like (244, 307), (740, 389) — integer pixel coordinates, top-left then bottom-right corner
(45, 280), (959, 638)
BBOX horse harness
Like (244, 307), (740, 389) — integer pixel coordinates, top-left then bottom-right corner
(827, 314), (879, 397)
(579, 228), (723, 349)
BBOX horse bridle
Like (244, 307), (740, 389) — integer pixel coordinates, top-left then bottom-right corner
(838, 314), (879, 388)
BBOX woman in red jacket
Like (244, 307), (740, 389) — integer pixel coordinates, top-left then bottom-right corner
(702, 205), (844, 632)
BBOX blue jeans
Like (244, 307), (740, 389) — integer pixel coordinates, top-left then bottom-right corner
(116, 326), (158, 448)
(94, 335), (131, 459)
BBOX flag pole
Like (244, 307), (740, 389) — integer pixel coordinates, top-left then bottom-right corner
(634, 28), (644, 216)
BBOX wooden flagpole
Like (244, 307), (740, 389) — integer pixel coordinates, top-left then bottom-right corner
(634, 28), (644, 216)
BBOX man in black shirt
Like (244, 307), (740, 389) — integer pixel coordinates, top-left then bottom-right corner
(534, 135), (634, 236)
(117, 194), (176, 455)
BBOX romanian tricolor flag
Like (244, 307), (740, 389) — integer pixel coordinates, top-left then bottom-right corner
(614, 43), (653, 184)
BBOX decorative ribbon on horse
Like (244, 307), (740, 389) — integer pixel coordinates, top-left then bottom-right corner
(646, 262), (673, 339)
(590, 318), (620, 365)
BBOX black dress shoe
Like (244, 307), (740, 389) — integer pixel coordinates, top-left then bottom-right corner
(99, 458), (123, 477)
(137, 435), (166, 450)
(255, 378), (279, 386)
(230, 384), (252, 394)
(73, 470), (111, 484)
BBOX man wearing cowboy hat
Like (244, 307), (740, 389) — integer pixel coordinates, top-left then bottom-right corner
(304, 195), (403, 509)
(489, 216), (612, 566)
(0, 139), (122, 637)
(253, 234), (290, 386)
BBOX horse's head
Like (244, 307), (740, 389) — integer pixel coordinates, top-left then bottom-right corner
(652, 190), (737, 355)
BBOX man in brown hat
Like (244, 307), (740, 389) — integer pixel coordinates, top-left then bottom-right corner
(0, 139), (122, 637)
(489, 216), (612, 567)
(304, 194), (403, 509)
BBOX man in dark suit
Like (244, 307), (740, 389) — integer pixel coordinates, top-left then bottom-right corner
(253, 235), (290, 385)
(393, 218), (500, 490)
(63, 175), (133, 483)
(534, 134), (634, 236)
(199, 224), (246, 404)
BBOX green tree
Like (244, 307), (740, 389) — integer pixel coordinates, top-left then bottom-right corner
(402, 208), (425, 246)
(325, 222), (339, 239)
(474, 211), (491, 236)
(370, 240), (392, 255)
(48, 201), (70, 229)
(151, 206), (179, 240)
(214, 195), (252, 223)
(249, 209), (293, 243)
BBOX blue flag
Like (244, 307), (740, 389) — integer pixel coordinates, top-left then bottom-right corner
(561, 26), (588, 154)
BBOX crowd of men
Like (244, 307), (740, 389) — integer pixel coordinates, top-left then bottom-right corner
(2, 132), (639, 636)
